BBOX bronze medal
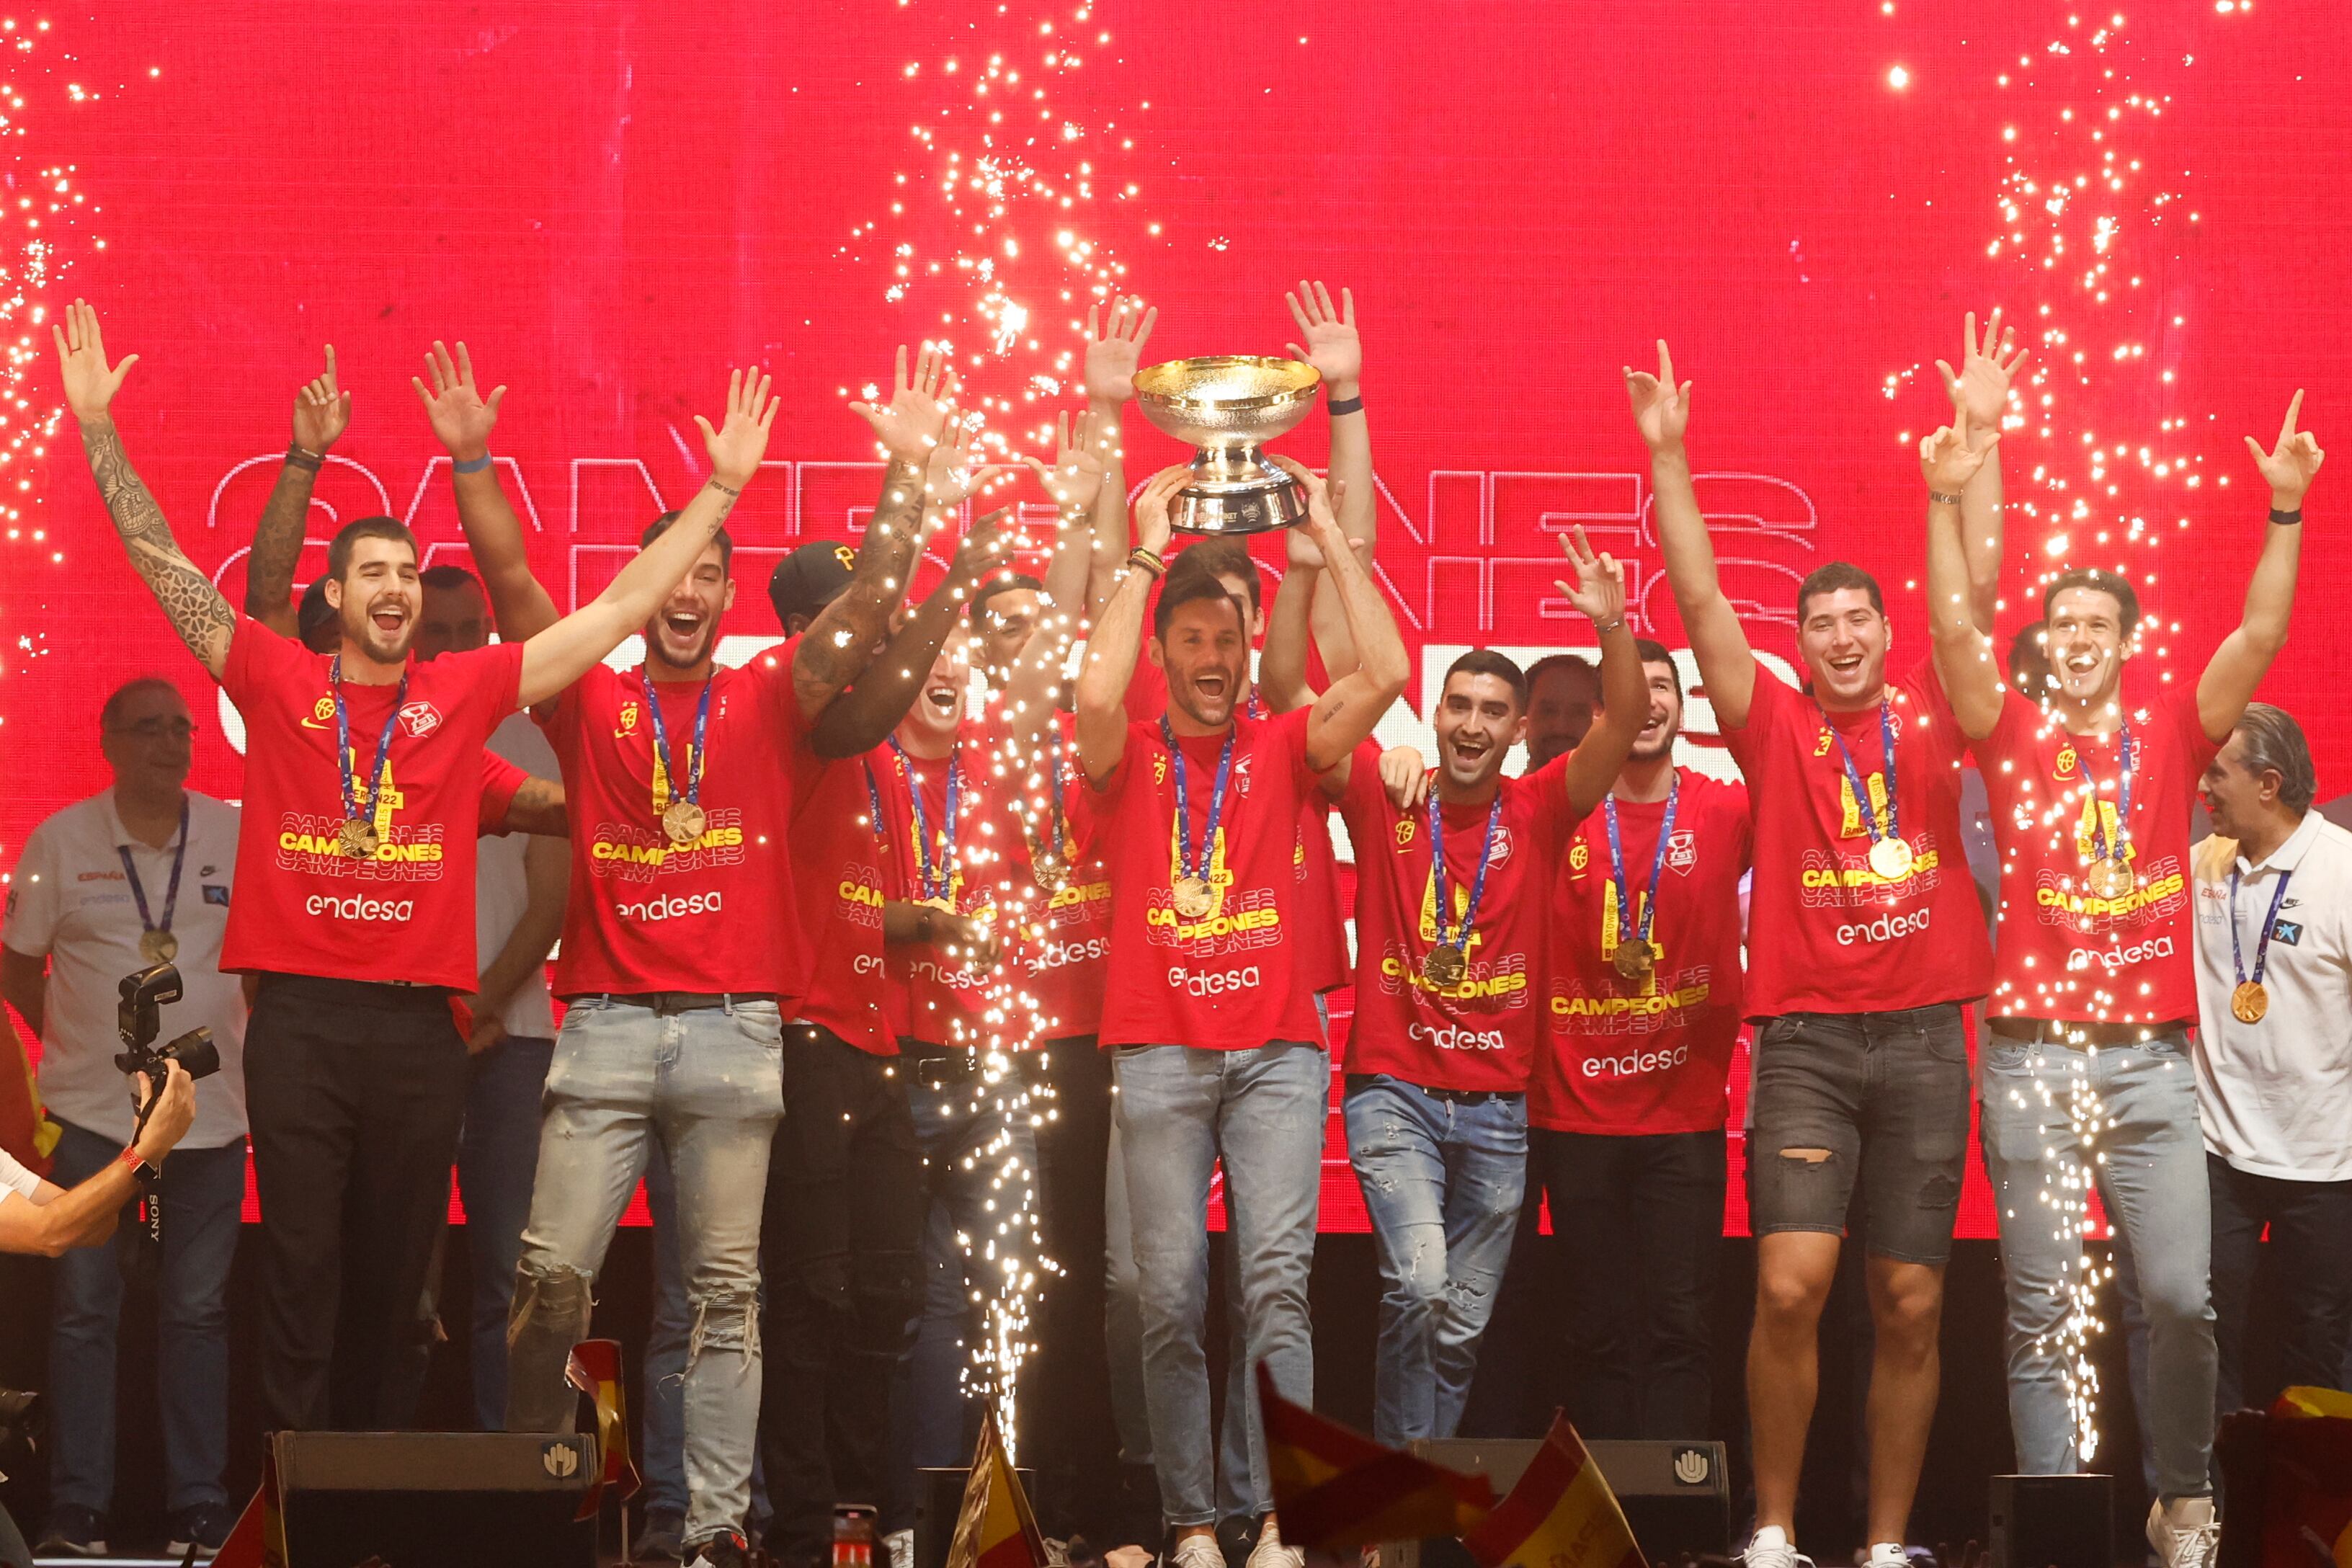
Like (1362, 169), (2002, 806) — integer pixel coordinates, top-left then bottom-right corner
(1867, 836), (1915, 881)
(2088, 858), (2134, 901)
(139, 928), (178, 965)
(1172, 876), (1213, 920)
(663, 799), (708, 847)
(1614, 941), (1654, 981)
(2230, 979), (2269, 1025)
(339, 819), (379, 860)
(1422, 945), (1468, 989)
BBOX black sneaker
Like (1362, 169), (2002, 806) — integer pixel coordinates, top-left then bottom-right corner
(37, 1504), (111, 1557)
(687, 1530), (754, 1568)
(634, 1509), (687, 1562)
(169, 1502), (236, 1559)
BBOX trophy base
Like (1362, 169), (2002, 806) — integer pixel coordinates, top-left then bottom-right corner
(1170, 448), (1311, 535)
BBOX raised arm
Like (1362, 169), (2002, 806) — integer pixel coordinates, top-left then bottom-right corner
(1919, 411), (2007, 739)
(1002, 409), (1110, 745)
(517, 370), (777, 708)
(1286, 280), (1371, 684)
(55, 301), (236, 679)
(1077, 466), (1185, 785)
(1277, 460), (1409, 773)
(1628, 340), (1754, 727)
(1259, 524), (1324, 716)
(1556, 528), (1646, 814)
(1082, 300), (1155, 621)
(416, 340), (558, 641)
(2199, 392), (2321, 742)
(1933, 309), (2028, 634)
(246, 347), (351, 637)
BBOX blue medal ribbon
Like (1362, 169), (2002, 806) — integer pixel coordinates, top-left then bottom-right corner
(888, 738), (962, 904)
(2228, 863), (2296, 990)
(1160, 716), (1237, 890)
(1025, 734), (1071, 873)
(2085, 719), (2136, 868)
(1822, 698), (1900, 851)
(116, 796), (190, 945)
(1427, 785), (1504, 961)
(639, 665), (715, 816)
(331, 654), (409, 830)
(1604, 771), (1680, 966)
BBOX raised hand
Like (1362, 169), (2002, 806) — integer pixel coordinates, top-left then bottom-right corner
(2244, 390), (2325, 510)
(1283, 281), (1361, 396)
(851, 342), (961, 466)
(1919, 406), (1997, 496)
(412, 340), (505, 461)
(292, 344), (352, 454)
(1131, 465), (1191, 558)
(924, 409), (1010, 510)
(1023, 407), (1110, 514)
(1378, 744), (1431, 811)
(1556, 525), (1626, 627)
(1083, 298), (1156, 406)
(694, 368), (780, 486)
(1623, 339), (1692, 455)
(53, 298), (138, 423)
(1271, 454), (1347, 559)
(946, 507), (1017, 595)
(1935, 308), (2028, 435)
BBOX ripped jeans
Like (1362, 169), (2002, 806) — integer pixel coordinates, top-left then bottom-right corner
(504, 995), (784, 1550)
(1343, 1075), (1528, 1445)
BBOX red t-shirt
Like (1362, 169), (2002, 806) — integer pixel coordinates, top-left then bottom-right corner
(1091, 709), (1332, 1051)
(479, 749), (527, 830)
(787, 741), (897, 1057)
(1532, 770), (1754, 1134)
(538, 651), (811, 1000)
(974, 710), (1113, 1043)
(876, 738), (1000, 1048)
(1335, 745), (1585, 1091)
(1722, 655), (1992, 1017)
(1974, 686), (2218, 1025)
(218, 618), (522, 989)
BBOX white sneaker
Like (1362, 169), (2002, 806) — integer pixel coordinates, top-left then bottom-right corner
(1861, 1543), (1909, 1568)
(1246, 1517), (1305, 1568)
(1745, 1526), (1815, 1568)
(2147, 1497), (2219, 1568)
(1171, 1534), (1226, 1568)
(886, 1527), (916, 1568)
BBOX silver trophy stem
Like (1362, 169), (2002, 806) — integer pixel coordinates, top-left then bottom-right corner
(1171, 444), (1311, 535)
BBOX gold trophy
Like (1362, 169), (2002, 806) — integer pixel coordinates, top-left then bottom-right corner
(1133, 356), (1323, 534)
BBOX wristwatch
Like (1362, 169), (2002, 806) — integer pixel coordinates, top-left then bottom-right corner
(119, 1144), (161, 1182)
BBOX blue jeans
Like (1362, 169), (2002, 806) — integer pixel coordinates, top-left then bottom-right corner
(1980, 1029), (2216, 1500)
(643, 1141), (773, 1528)
(47, 1119), (245, 1517)
(1342, 1077), (1527, 1445)
(504, 996), (784, 1550)
(1113, 1042), (1327, 1529)
(456, 1033), (553, 1432)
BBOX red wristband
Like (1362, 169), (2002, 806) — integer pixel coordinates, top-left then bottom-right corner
(120, 1144), (143, 1171)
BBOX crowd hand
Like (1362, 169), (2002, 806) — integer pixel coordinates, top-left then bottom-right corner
(943, 912), (1003, 968)
(2245, 389), (2325, 510)
(1919, 406), (1997, 496)
(53, 298), (138, 423)
(411, 340), (505, 461)
(1556, 525), (1626, 627)
(292, 344), (352, 454)
(924, 409), (1012, 512)
(695, 368), (780, 486)
(1623, 339), (1693, 455)
(852, 342), (961, 466)
(1023, 407), (1111, 514)
(1379, 745), (1430, 810)
(1083, 297), (1156, 406)
(1283, 280), (1361, 395)
(946, 507), (1017, 599)
(1131, 465), (1191, 558)
(130, 1061), (196, 1164)
(1268, 455), (1347, 557)
(1935, 308), (2028, 438)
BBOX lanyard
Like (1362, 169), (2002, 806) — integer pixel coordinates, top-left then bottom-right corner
(640, 667), (715, 811)
(1427, 786), (1505, 958)
(2228, 865), (2296, 988)
(1822, 698), (1899, 847)
(888, 738), (962, 904)
(1023, 734), (1070, 868)
(1605, 771), (1680, 957)
(2085, 720), (2135, 863)
(117, 797), (190, 939)
(331, 655), (409, 826)
(1162, 717), (1237, 886)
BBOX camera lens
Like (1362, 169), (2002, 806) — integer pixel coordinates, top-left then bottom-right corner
(157, 1028), (221, 1083)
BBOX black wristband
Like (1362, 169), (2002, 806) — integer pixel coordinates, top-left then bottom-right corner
(285, 445), (324, 472)
(1326, 394), (1364, 417)
(452, 453), (494, 476)
(2269, 506), (2304, 525)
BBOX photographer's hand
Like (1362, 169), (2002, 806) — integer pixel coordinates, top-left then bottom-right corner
(133, 1061), (197, 1166)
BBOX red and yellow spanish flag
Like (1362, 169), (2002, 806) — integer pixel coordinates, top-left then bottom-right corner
(1257, 1363), (1496, 1550)
(208, 1444), (288, 1568)
(566, 1337), (642, 1520)
(1461, 1413), (1644, 1568)
(945, 1409), (1049, 1568)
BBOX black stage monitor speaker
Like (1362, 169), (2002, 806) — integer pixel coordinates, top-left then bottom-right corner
(917, 1465), (1038, 1568)
(1988, 1474), (2113, 1568)
(272, 1430), (600, 1568)
(1388, 1437), (1732, 1568)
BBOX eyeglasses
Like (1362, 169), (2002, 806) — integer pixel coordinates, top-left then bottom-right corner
(107, 718), (200, 742)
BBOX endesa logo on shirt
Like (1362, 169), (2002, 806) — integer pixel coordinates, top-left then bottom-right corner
(617, 890), (723, 923)
(306, 891), (416, 923)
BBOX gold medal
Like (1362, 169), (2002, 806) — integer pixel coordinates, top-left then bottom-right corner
(1172, 876), (1213, 920)
(1613, 941), (1654, 981)
(1032, 849), (1070, 894)
(1422, 945), (1468, 989)
(339, 819), (379, 860)
(1868, 836), (1915, 881)
(2087, 858), (2134, 901)
(662, 799), (708, 847)
(139, 928), (178, 965)
(2230, 979), (2268, 1024)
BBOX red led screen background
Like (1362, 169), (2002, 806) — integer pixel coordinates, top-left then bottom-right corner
(4, 0), (2350, 1238)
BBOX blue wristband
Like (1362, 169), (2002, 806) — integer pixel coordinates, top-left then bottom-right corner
(453, 453), (494, 475)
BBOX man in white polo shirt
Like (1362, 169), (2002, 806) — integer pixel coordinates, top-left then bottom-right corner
(1, 676), (246, 1561)
(2190, 702), (2352, 1415)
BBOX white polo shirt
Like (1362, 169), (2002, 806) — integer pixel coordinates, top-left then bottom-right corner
(481, 712), (560, 1040)
(0, 1144), (39, 1202)
(1, 790), (248, 1148)
(2191, 814), (2352, 1182)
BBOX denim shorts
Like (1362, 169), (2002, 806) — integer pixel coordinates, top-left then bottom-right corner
(1747, 1004), (1972, 1265)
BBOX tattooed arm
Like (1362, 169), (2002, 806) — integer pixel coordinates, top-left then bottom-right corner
(246, 347), (352, 637)
(54, 301), (238, 679)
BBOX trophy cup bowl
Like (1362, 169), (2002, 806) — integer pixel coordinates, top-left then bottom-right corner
(1133, 355), (1323, 534)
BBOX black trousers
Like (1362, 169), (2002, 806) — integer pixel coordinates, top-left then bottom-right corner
(2207, 1153), (2352, 1415)
(761, 1026), (925, 1568)
(1022, 1036), (1122, 1538)
(243, 974), (470, 1433)
(1533, 1126), (1727, 1440)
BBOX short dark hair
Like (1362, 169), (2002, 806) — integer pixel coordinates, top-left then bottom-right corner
(1177, 538), (1262, 610)
(1440, 649), (1529, 710)
(1525, 653), (1598, 695)
(2042, 567), (2142, 638)
(1795, 561), (1886, 621)
(1153, 554), (1250, 642)
(419, 563), (480, 594)
(2234, 702), (2317, 812)
(970, 571), (1046, 627)
(1633, 636), (1683, 695)
(100, 675), (182, 731)
(326, 517), (419, 582)
(2006, 623), (2052, 696)
(639, 510), (734, 571)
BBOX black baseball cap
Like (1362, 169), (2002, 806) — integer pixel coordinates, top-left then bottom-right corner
(768, 540), (858, 630)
